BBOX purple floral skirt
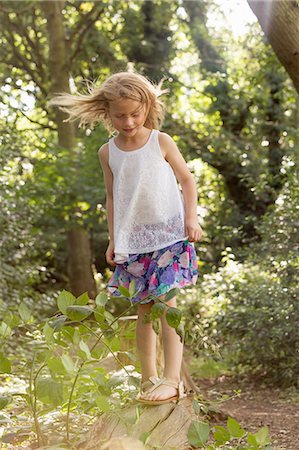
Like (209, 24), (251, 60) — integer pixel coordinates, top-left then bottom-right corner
(107, 239), (198, 304)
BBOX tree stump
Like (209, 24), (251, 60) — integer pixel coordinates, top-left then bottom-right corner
(81, 396), (198, 450)
(80, 317), (213, 449)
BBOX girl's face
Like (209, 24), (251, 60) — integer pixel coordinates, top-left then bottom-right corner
(109, 98), (147, 136)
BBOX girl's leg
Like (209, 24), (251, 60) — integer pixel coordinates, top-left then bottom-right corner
(141, 296), (183, 401)
(136, 301), (158, 383)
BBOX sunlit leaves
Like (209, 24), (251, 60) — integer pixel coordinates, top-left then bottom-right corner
(35, 377), (64, 406)
(0, 395), (12, 410)
(57, 290), (76, 315)
(0, 323), (12, 339)
(0, 353), (11, 374)
(18, 303), (32, 323)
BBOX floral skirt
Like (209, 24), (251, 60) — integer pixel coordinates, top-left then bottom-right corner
(107, 239), (198, 304)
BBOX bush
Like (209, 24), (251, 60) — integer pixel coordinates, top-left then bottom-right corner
(184, 169), (299, 386)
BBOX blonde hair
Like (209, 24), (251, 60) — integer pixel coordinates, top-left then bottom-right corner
(48, 71), (168, 132)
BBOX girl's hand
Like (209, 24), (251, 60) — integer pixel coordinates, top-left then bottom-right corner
(105, 241), (116, 267)
(185, 218), (203, 242)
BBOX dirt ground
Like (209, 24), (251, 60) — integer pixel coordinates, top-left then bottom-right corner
(199, 376), (299, 450)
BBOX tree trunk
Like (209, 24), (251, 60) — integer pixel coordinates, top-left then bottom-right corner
(248, 0), (299, 94)
(40, 0), (97, 298)
(67, 228), (96, 298)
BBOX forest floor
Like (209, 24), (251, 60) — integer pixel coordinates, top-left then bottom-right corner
(198, 375), (299, 450)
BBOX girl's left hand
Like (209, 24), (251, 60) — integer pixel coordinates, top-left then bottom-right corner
(185, 218), (203, 242)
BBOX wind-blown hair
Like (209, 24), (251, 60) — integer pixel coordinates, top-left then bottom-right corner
(48, 72), (168, 132)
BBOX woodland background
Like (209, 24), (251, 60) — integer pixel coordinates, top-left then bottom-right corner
(0, 0), (298, 449)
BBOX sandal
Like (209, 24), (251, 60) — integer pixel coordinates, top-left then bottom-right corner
(136, 377), (186, 405)
(136, 376), (160, 400)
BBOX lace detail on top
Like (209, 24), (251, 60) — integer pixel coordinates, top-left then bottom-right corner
(108, 129), (186, 254)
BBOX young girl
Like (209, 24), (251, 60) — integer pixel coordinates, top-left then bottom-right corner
(49, 71), (203, 405)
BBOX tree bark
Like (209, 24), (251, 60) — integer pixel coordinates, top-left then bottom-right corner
(248, 0), (299, 94)
(67, 228), (96, 298)
(41, 0), (97, 298)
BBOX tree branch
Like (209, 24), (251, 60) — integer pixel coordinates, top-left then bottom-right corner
(2, 23), (47, 96)
(69, 5), (105, 63)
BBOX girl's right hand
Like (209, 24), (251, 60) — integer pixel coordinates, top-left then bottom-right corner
(105, 241), (116, 267)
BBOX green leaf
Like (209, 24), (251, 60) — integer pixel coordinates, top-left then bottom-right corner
(49, 316), (66, 331)
(118, 286), (131, 298)
(150, 302), (166, 319)
(187, 421), (210, 447)
(18, 303), (31, 323)
(76, 292), (89, 305)
(57, 290), (76, 314)
(3, 311), (20, 328)
(227, 417), (245, 438)
(72, 328), (81, 345)
(95, 292), (108, 307)
(43, 322), (54, 344)
(166, 307), (182, 329)
(143, 312), (151, 324)
(36, 377), (64, 406)
(47, 357), (66, 375)
(254, 426), (270, 446)
(105, 336), (120, 352)
(95, 394), (110, 412)
(0, 395), (12, 410)
(65, 305), (93, 321)
(247, 432), (258, 447)
(0, 322), (12, 338)
(176, 323), (185, 342)
(104, 311), (118, 330)
(152, 319), (160, 335)
(0, 353), (11, 374)
(61, 354), (75, 373)
(214, 425), (230, 445)
(129, 280), (136, 296)
(79, 340), (91, 360)
(164, 288), (178, 302)
(192, 399), (202, 415)
(94, 305), (105, 324)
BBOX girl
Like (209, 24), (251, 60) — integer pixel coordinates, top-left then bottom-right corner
(49, 71), (203, 405)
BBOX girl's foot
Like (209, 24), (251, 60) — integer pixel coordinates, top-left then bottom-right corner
(140, 376), (160, 395)
(137, 378), (186, 404)
(140, 383), (177, 401)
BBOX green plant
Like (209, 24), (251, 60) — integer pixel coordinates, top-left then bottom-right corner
(188, 416), (274, 449)
(0, 286), (184, 447)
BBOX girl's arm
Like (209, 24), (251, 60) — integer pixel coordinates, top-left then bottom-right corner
(158, 132), (203, 243)
(98, 144), (116, 266)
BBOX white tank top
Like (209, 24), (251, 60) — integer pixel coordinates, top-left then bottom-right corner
(108, 129), (186, 261)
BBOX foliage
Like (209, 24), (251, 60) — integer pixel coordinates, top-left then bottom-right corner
(0, 287), (184, 447)
(0, 125), (51, 313)
(188, 414), (274, 449)
(183, 168), (299, 386)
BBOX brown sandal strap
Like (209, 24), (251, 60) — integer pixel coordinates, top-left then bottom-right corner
(141, 376), (160, 392)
